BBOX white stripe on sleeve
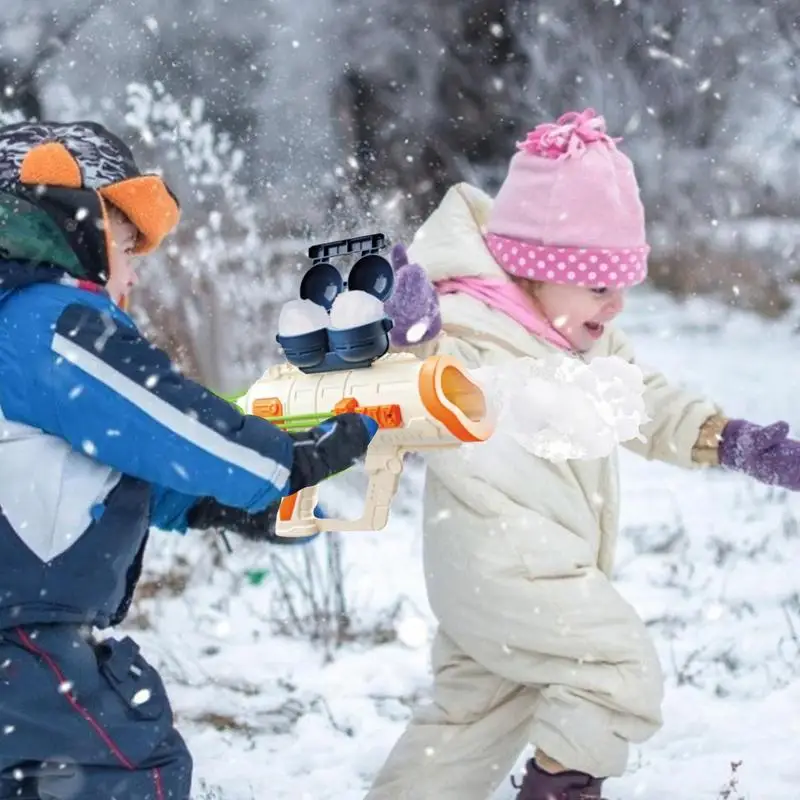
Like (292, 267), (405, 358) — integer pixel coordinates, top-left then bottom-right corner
(52, 332), (291, 490)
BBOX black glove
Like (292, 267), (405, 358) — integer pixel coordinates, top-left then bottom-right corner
(187, 496), (282, 542)
(186, 412), (377, 545)
(286, 412), (378, 495)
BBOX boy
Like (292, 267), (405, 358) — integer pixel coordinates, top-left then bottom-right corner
(0, 121), (377, 800)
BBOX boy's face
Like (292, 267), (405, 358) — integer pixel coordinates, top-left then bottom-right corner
(105, 210), (139, 307)
(526, 281), (627, 353)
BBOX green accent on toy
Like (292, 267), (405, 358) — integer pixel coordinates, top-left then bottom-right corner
(264, 412), (331, 433)
(211, 392), (330, 434)
(246, 568), (269, 586)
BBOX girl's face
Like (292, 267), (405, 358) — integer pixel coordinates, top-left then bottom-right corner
(105, 209), (139, 306)
(527, 281), (626, 353)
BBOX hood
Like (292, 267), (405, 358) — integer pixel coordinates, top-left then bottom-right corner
(406, 183), (507, 283)
(404, 183), (549, 357)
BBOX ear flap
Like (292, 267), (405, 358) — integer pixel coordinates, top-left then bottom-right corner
(98, 175), (180, 253)
(19, 142), (83, 189)
(14, 185), (111, 284)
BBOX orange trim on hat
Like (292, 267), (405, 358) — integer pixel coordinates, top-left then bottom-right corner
(98, 175), (180, 254)
(19, 141), (83, 189)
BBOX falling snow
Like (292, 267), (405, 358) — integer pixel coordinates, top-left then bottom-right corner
(113, 291), (800, 799)
(0, 2), (798, 798)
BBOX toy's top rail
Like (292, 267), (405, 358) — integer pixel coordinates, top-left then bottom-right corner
(308, 233), (387, 262)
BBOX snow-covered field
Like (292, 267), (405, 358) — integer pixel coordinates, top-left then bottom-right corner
(124, 288), (800, 799)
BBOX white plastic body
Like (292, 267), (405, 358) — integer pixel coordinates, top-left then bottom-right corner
(242, 352), (492, 536)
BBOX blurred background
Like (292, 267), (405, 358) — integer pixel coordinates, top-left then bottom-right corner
(3, 7), (799, 794)
(2, 0), (800, 392)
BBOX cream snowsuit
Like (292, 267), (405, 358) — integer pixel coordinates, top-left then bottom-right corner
(366, 184), (722, 799)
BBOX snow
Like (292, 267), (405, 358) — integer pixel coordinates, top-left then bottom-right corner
(329, 290), (385, 330)
(470, 354), (648, 461)
(277, 291), (386, 336)
(124, 286), (800, 799)
(277, 299), (330, 336)
(405, 319), (433, 344)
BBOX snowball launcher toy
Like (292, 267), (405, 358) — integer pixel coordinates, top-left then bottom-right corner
(241, 233), (495, 537)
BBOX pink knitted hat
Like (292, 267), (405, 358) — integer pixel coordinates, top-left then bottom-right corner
(485, 109), (649, 288)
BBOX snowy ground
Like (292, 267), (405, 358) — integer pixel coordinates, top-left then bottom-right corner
(123, 288), (800, 799)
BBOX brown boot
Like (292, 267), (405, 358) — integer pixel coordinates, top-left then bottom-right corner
(511, 758), (606, 800)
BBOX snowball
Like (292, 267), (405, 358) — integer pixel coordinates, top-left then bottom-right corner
(329, 290), (385, 330)
(468, 354), (649, 462)
(278, 299), (329, 337)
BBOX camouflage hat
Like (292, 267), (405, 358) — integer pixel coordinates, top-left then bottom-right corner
(0, 120), (180, 283)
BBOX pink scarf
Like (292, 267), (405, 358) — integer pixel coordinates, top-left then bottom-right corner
(434, 276), (574, 352)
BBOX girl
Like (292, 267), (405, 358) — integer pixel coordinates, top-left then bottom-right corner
(367, 109), (800, 800)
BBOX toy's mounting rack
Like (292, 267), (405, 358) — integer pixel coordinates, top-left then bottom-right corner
(279, 231), (393, 374)
(308, 233), (387, 264)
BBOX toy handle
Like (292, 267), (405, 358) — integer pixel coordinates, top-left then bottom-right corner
(275, 447), (403, 536)
(276, 485), (321, 538)
(328, 447), (404, 532)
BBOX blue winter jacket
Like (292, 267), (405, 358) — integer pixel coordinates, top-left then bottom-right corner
(0, 262), (295, 630)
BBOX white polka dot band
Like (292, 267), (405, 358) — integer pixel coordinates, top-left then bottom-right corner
(485, 233), (649, 288)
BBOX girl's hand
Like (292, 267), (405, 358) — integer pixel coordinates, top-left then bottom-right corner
(384, 244), (442, 347)
(719, 419), (800, 490)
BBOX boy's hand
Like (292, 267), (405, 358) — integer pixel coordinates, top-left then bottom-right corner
(719, 419), (800, 490)
(186, 496), (323, 545)
(384, 243), (442, 347)
(286, 412), (378, 495)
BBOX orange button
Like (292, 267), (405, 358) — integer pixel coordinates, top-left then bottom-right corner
(252, 397), (283, 418)
(333, 397), (359, 415)
(333, 397), (402, 429)
(376, 404), (403, 428)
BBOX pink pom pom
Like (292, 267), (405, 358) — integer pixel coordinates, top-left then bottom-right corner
(517, 108), (621, 159)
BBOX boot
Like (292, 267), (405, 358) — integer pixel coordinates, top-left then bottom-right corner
(511, 758), (606, 800)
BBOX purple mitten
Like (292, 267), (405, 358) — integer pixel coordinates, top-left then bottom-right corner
(384, 243), (442, 347)
(719, 419), (800, 490)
